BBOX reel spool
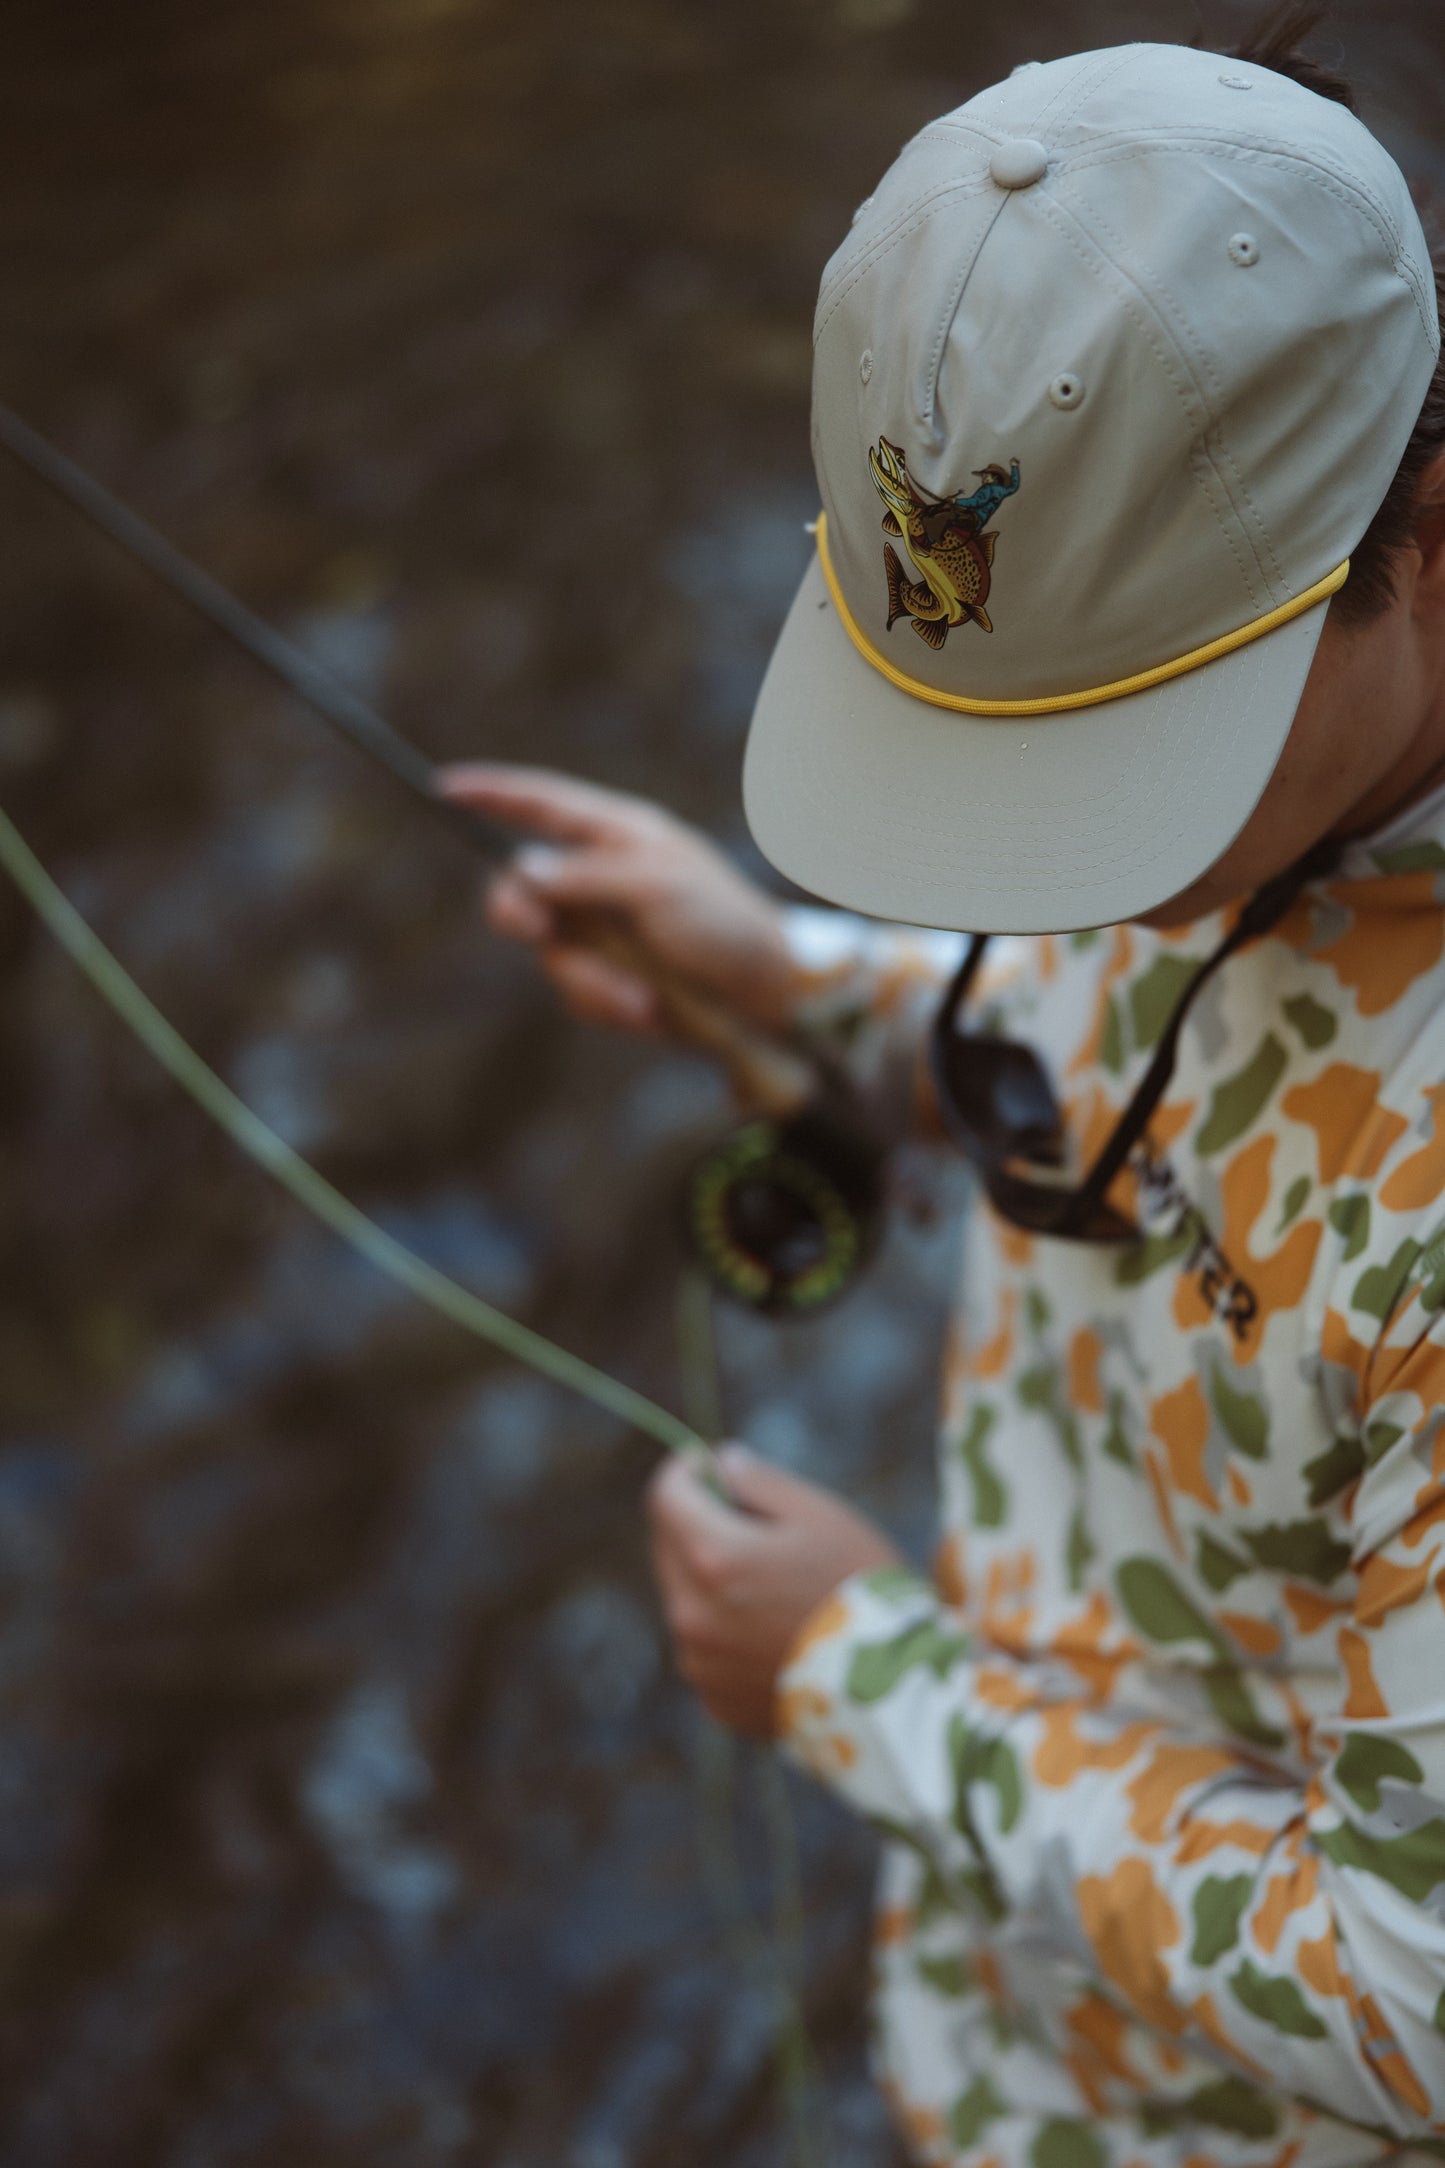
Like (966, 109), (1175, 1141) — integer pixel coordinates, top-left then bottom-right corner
(568, 911), (890, 1314)
(684, 1100), (886, 1316)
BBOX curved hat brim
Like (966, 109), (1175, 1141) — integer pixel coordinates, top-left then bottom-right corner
(743, 550), (1330, 934)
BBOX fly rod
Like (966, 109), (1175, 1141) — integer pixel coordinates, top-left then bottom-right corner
(0, 401), (887, 1312)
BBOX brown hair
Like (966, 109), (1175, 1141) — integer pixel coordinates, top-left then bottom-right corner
(1211, 4), (1445, 625)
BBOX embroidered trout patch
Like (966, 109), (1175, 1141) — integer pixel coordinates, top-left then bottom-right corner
(868, 436), (1020, 648)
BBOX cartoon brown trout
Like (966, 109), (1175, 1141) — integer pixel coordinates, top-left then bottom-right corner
(868, 437), (1020, 648)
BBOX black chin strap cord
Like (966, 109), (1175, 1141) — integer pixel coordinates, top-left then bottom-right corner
(0, 400), (507, 862)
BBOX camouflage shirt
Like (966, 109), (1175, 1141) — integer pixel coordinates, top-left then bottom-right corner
(778, 791), (1445, 2168)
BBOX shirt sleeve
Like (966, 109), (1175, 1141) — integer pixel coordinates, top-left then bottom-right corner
(777, 1272), (1445, 2138)
(780, 905), (961, 1146)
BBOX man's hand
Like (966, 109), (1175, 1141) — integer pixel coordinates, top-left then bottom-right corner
(440, 764), (800, 1039)
(647, 1445), (904, 1738)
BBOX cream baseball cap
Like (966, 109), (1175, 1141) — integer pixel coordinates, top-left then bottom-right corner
(743, 41), (1440, 932)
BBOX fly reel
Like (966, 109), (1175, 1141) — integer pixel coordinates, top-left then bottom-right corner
(684, 1100), (887, 1316)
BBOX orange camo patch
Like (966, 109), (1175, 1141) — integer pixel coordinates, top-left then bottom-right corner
(980, 1549), (1037, 1652)
(1338, 1626), (1390, 1719)
(1048, 1589), (1143, 1697)
(1033, 1705), (1157, 1789)
(1142, 1447), (1185, 1560)
(971, 1285), (1018, 1381)
(899, 2101), (950, 2159)
(933, 1530), (969, 1610)
(1320, 1306), (1373, 1392)
(1372, 2048), (1431, 2120)
(775, 1683), (831, 1738)
(1150, 1374), (1216, 1508)
(1066, 1989), (1139, 2085)
(1354, 1545), (1439, 1627)
(1174, 1135), (1322, 1363)
(1174, 1816), (1276, 1862)
(1126, 1743), (1235, 1845)
(995, 1219), (1035, 1269)
(1076, 1856), (1186, 2035)
(1283, 1583), (1349, 1636)
(1217, 1609), (1282, 1659)
(973, 1944), (1008, 2010)
(1150, 1098), (1200, 1156)
(1280, 1678), (1315, 1763)
(974, 1663), (1036, 1710)
(1312, 875), (1445, 1018)
(1296, 1924), (1344, 1997)
(1227, 1462), (1253, 1507)
(874, 1904), (915, 1946)
(1343, 1981), (1434, 2117)
(1068, 1327), (1106, 1416)
(1254, 1843), (1318, 1956)
(1280, 1063), (1408, 1183)
(1410, 1483), (1445, 1546)
(1381, 1081), (1445, 1211)
(784, 1590), (852, 1667)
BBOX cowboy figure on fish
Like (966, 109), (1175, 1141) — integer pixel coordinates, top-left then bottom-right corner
(868, 437), (1020, 648)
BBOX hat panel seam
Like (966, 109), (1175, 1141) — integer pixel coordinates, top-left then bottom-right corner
(921, 192), (1013, 438)
(1062, 183), (1288, 602)
(814, 179), (994, 346)
(815, 49), (1147, 338)
(1027, 189), (1276, 618)
(1044, 125), (1411, 244)
(1052, 137), (1437, 346)
(1015, 43), (1143, 138)
(815, 121), (998, 301)
(814, 124), (1005, 314)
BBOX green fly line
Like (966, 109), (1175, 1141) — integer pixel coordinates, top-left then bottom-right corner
(0, 800), (710, 1468)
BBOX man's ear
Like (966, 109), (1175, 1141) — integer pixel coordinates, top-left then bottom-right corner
(1412, 448), (1445, 622)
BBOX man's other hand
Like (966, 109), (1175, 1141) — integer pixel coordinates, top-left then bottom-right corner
(646, 1445), (903, 1738)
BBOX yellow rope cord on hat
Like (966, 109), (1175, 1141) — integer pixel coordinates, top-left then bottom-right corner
(814, 511), (1348, 718)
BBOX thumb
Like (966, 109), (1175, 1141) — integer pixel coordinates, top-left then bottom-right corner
(713, 1443), (820, 1520)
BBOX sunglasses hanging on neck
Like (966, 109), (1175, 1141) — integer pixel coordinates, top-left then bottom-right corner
(929, 842), (1339, 1244)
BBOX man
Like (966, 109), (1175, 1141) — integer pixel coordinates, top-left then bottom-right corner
(446, 18), (1445, 2163)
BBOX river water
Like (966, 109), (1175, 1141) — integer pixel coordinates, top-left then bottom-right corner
(0, 3), (1441, 2163)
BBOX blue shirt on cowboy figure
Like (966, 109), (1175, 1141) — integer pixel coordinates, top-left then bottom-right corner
(951, 458), (1020, 530)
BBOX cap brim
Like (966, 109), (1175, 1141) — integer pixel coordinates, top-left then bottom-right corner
(743, 551), (1329, 933)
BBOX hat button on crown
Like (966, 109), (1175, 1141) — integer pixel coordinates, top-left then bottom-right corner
(990, 138), (1049, 190)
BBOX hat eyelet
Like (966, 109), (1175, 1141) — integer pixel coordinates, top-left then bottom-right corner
(1227, 232), (1261, 267)
(859, 348), (873, 385)
(1048, 371), (1085, 411)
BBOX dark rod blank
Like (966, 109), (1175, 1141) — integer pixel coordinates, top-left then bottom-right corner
(0, 400), (508, 860)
